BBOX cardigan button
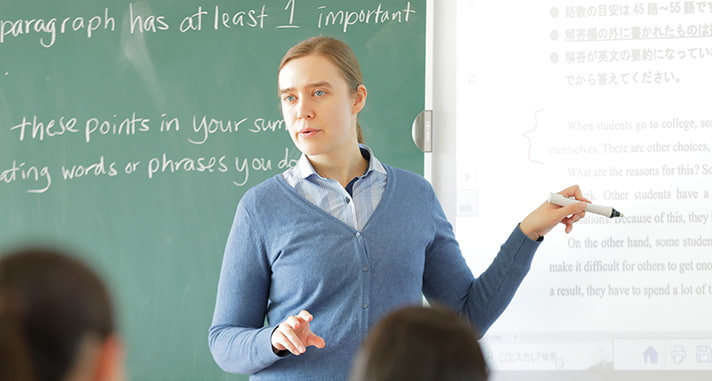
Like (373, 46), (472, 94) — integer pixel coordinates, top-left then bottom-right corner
(355, 232), (361, 238)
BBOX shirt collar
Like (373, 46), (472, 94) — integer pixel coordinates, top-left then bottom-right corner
(294, 144), (387, 180)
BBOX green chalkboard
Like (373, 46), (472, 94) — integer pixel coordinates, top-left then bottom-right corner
(0, 0), (425, 380)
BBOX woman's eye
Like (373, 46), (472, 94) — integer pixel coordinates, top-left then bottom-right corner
(284, 95), (296, 103)
(314, 90), (326, 97)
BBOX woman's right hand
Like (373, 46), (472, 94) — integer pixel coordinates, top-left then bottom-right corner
(271, 310), (326, 356)
(519, 184), (590, 240)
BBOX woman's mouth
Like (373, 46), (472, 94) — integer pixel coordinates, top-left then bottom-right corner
(298, 128), (319, 138)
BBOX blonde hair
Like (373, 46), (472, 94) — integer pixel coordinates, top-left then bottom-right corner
(279, 36), (365, 143)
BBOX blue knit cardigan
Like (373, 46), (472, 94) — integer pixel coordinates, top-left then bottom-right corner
(209, 165), (539, 380)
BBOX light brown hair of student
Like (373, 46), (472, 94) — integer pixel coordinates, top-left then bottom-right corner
(0, 247), (124, 381)
(350, 304), (489, 381)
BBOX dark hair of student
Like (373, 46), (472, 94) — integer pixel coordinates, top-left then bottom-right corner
(350, 304), (489, 381)
(0, 247), (115, 381)
(278, 35), (366, 144)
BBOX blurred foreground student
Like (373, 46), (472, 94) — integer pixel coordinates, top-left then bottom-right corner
(350, 304), (488, 381)
(209, 36), (589, 380)
(0, 247), (124, 381)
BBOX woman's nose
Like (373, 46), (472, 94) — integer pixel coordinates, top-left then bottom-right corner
(296, 99), (315, 120)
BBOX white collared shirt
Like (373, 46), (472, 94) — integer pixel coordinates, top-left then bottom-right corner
(282, 144), (387, 231)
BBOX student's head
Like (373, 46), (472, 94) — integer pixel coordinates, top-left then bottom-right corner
(0, 247), (124, 381)
(278, 36), (368, 158)
(350, 304), (489, 381)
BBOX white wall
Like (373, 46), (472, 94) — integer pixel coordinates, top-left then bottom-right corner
(427, 0), (457, 222)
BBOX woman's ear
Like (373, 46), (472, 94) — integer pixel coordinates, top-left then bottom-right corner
(352, 84), (367, 114)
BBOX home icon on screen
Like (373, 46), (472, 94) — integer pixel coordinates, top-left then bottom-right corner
(643, 346), (659, 364)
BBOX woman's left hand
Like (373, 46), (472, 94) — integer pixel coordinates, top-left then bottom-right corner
(519, 185), (590, 241)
